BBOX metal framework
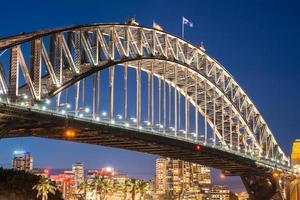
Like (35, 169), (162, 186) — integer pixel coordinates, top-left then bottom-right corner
(0, 23), (290, 167)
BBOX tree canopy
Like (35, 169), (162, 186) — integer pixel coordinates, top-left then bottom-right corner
(0, 168), (63, 200)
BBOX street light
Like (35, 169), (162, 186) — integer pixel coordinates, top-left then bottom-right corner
(65, 128), (76, 138)
(102, 111), (107, 117)
(130, 117), (137, 123)
(219, 172), (226, 180)
(272, 171), (280, 179)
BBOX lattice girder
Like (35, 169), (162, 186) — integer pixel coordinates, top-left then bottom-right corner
(0, 23), (288, 165)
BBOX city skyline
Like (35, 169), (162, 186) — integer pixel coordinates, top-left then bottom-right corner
(0, 0), (300, 198)
(9, 150), (245, 199)
(3, 147), (245, 192)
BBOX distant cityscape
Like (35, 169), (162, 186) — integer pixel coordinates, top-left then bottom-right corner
(7, 139), (300, 200)
(12, 150), (247, 200)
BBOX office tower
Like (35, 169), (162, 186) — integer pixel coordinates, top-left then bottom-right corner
(210, 185), (230, 200)
(155, 157), (211, 198)
(72, 162), (84, 189)
(12, 151), (33, 171)
(50, 170), (75, 200)
(156, 157), (168, 195)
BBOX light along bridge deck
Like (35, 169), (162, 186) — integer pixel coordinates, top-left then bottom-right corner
(0, 101), (292, 177)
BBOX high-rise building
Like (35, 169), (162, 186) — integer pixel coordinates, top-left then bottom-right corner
(155, 157), (211, 198)
(50, 170), (75, 200)
(292, 139), (300, 168)
(210, 185), (230, 200)
(12, 151), (33, 171)
(72, 162), (84, 190)
(191, 163), (211, 185)
(235, 192), (249, 200)
(156, 157), (168, 195)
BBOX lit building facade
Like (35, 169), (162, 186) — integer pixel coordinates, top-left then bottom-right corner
(31, 168), (49, 178)
(292, 139), (300, 168)
(235, 192), (249, 200)
(12, 151), (33, 171)
(72, 163), (84, 190)
(50, 170), (75, 200)
(155, 157), (211, 199)
(210, 185), (230, 200)
(156, 157), (168, 195)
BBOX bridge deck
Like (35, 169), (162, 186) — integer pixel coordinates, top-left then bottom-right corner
(0, 103), (275, 176)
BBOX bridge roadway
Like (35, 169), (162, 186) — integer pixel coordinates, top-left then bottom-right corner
(0, 102), (290, 177)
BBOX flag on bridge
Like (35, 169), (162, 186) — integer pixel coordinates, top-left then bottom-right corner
(182, 16), (193, 39)
(183, 16), (193, 28)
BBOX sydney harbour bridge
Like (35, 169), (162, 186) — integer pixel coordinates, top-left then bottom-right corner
(0, 21), (299, 199)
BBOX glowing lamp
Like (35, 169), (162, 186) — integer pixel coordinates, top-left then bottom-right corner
(65, 129), (76, 138)
(219, 173), (226, 179)
(84, 107), (90, 113)
(104, 167), (113, 172)
(13, 150), (25, 155)
(195, 144), (201, 152)
(272, 171), (280, 179)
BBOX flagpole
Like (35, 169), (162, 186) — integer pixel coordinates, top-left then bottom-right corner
(182, 17), (184, 39)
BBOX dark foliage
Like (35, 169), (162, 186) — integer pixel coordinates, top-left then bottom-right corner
(0, 168), (63, 200)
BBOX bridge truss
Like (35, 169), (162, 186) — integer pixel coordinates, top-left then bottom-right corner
(0, 24), (289, 165)
(0, 22), (298, 199)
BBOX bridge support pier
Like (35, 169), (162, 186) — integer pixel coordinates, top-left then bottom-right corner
(241, 175), (284, 200)
(286, 179), (300, 200)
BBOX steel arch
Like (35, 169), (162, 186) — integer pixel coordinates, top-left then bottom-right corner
(0, 23), (289, 165)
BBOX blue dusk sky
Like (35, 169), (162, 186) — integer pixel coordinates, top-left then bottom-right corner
(0, 0), (300, 192)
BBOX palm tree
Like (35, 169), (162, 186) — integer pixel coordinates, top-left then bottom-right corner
(32, 177), (57, 200)
(129, 178), (139, 200)
(102, 179), (113, 200)
(115, 179), (132, 200)
(113, 181), (124, 199)
(137, 180), (149, 200)
(78, 179), (90, 200)
(90, 174), (113, 200)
